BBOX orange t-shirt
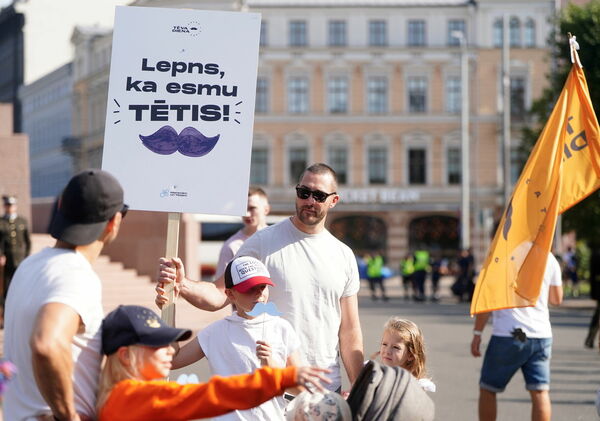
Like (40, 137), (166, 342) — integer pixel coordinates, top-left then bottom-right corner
(99, 366), (297, 421)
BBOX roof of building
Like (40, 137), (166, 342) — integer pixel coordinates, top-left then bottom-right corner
(248, 0), (473, 7)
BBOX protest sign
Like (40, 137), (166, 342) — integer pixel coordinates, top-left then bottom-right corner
(102, 6), (261, 216)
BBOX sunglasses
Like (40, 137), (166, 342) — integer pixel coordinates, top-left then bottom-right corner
(295, 185), (337, 203)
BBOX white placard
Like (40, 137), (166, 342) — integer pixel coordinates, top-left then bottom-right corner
(102, 6), (261, 216)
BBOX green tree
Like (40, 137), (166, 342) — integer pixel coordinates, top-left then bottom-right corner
(521, 1), (600, 245)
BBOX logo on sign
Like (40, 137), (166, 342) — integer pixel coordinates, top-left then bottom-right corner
(172, 21), (201, 37)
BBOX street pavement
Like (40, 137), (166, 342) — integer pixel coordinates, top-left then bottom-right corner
(172, 275), (600, 420)
(355, 276), (600, 421)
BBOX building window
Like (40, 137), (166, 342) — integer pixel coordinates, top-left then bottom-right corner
(408, 20), (426, 47)
(447, 147), (461, 184)
(408, 76), (427, 113)
(510, 17), (521, 47)
(369, 20), (387, 46)
(288, 77), (309, 114)
(493, 18), (503, 47)
(328, 76), (348, 114)
(368, 146), (387, 184)
(510, 76), (526, 119)
(447, 19), (466, 46)
(250, 147), (269, 185)
(260, 21), (268, 46)
(367, 76), (388, 114)
(255, 78), (268, 113)
(289, 20), (307, 47)
(328, 144), (348, 184)
(408, 148), (426, 184)
(289, 146), (307, 183)
(446, 76), (461, 113)
(524, 18), (535, 47)
(328, 20), (347, 47)
(510, 147), (524, 184)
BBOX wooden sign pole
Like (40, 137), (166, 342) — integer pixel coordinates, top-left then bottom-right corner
(161, 212), (180, 327)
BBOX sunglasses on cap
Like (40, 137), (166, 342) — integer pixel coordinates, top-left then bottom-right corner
(295, 185), (337, 203)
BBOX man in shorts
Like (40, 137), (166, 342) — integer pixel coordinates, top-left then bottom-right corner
(470, 252), (563, 421)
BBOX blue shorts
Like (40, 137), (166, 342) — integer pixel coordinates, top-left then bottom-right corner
(480, 335), (552, 393)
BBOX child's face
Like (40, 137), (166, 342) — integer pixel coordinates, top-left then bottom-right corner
(380, 330), (413, 369)
(227, 284), (270, 318)
(138, 345), (175, 380)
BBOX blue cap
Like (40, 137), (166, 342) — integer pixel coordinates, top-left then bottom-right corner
(101, 305), (191, 355)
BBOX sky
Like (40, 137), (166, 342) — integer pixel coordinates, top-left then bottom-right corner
(1, 0), (129, 84)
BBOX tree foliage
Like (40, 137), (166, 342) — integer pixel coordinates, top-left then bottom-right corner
(521, 1), (600, 245)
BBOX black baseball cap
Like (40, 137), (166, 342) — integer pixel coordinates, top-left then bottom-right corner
(49, 169), (125, 245)
(101, 305), (192, 356)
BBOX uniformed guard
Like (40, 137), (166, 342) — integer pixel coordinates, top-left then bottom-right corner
(0, 195), (31, 300)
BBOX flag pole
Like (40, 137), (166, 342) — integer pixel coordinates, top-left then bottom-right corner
(161, 212), (180, 327)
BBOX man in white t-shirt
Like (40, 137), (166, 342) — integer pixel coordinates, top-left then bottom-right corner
(3, 170), (127, 421)
(470, 253), (563, 421)
(214, 187), (270, 279)
(157, 163), (364, 392)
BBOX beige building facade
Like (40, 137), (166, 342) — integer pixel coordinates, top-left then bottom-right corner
(71, 0), (556, 268)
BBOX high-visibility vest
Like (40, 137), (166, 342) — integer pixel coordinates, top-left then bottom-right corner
(366, 255), (384, 277)
(413, 250), (430, 271)
(401, 258), (415, 276)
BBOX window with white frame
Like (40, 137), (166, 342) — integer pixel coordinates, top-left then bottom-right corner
(367, 76), (388, 114)
(510, 17), (521, 47)
(493, 18), (503, 47)
(255, 77), (268, 113)
(328, 20), (347, 47)
(408, 76), (427, 113)
(447, 147), (461, 184)
(288, 77), (309, 114)
(368, 145), (388, 185)
(250, 147), (269, 185)
(369, 20), (387, 46)
(447, 19), (466, 46)
(408, 20), (426, 47)
(289, 20), (307, 47)
(328, 76), (348, 114)
(289, 146), (308, 183)
(446, 76), (461, 113)
(524, 18), (535, 47)
(260, 21), (268, 46)
(408, 148), (427, 184)
(327, 144), (349, 184)
(510, 76), (526, 119)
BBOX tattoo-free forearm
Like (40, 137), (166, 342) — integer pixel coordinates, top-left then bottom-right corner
(180, 277), (229, 311)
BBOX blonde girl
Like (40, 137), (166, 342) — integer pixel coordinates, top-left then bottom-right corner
(97, 305), (331, 421)
(376, 317), (435, 392)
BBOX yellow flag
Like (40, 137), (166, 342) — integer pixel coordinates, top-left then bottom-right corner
(470, 64), (600, 315)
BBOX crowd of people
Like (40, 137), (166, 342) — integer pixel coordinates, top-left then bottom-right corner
(1, 164), (435, 421)
(1, 162), (598, 420)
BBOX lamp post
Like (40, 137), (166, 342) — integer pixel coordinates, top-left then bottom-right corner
(452, 30), (470, 250)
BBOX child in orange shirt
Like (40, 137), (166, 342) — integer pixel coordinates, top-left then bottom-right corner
(97, 305), (330, 421)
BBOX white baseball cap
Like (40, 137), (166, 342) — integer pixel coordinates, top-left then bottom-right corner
(224, 256), (275, 293)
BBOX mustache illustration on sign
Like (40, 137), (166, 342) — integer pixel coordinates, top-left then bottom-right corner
(139, 126), (220, 157)
(247, 302), (283, 317)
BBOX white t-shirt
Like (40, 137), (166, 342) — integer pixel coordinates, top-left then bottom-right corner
(199, 313), (300, 421)
(491, 253), (562, 338)
(215, 229), (248, 279)
(3, 248), (103, 421)
(236, 218), (360, 391)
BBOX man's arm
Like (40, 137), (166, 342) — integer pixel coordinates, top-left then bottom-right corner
(471, 312), (491, 357)
(156, 257), (229, 312)
(338, 294), (364, 385)
(549, 285), (563, 306)
(30, 302), (82, 421)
